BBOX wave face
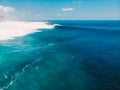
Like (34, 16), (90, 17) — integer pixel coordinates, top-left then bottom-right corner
(0, 21), (56, 40)
(0, 20), (120, 90)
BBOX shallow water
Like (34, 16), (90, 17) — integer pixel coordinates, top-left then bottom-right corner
(0, 20), (120, 90)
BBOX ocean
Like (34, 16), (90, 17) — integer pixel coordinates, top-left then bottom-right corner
(0, 20), (120, 90)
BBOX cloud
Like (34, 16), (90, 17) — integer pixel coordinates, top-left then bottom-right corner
(78, 1), (82, 4)
(62, 8), (74, 12)
(73, 0), (82, 4)
(36, 14), (40, 17)
(58, 13), (62, 16)
(0, 5), (15, 13)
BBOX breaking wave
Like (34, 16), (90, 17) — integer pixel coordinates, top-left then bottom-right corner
(0, 21), (57, 40)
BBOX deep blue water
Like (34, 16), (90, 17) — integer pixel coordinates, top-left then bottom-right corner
(0, 20), (120, 90)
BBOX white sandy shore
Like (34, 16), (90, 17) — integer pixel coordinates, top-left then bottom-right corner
(0, 21), (55, 40)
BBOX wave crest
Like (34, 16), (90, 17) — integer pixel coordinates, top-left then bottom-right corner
(0, 21), (56, 40)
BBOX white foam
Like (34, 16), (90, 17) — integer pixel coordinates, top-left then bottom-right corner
(0, 21), (55, 40)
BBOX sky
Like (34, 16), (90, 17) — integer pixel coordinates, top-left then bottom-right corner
(0, 0), (120, 20)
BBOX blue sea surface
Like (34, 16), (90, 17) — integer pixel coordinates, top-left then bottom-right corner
(0, 20), (120, 90)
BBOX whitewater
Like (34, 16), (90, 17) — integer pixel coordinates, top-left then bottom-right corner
(0, 21), (55, 40)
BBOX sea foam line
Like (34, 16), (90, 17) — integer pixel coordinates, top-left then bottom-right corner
(0, 21), (56, 40)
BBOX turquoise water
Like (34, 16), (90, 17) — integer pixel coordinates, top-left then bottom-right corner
(0, 20), (120, 90)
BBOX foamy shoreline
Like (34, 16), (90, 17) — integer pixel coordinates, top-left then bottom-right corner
(0, 21), (55, 40)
